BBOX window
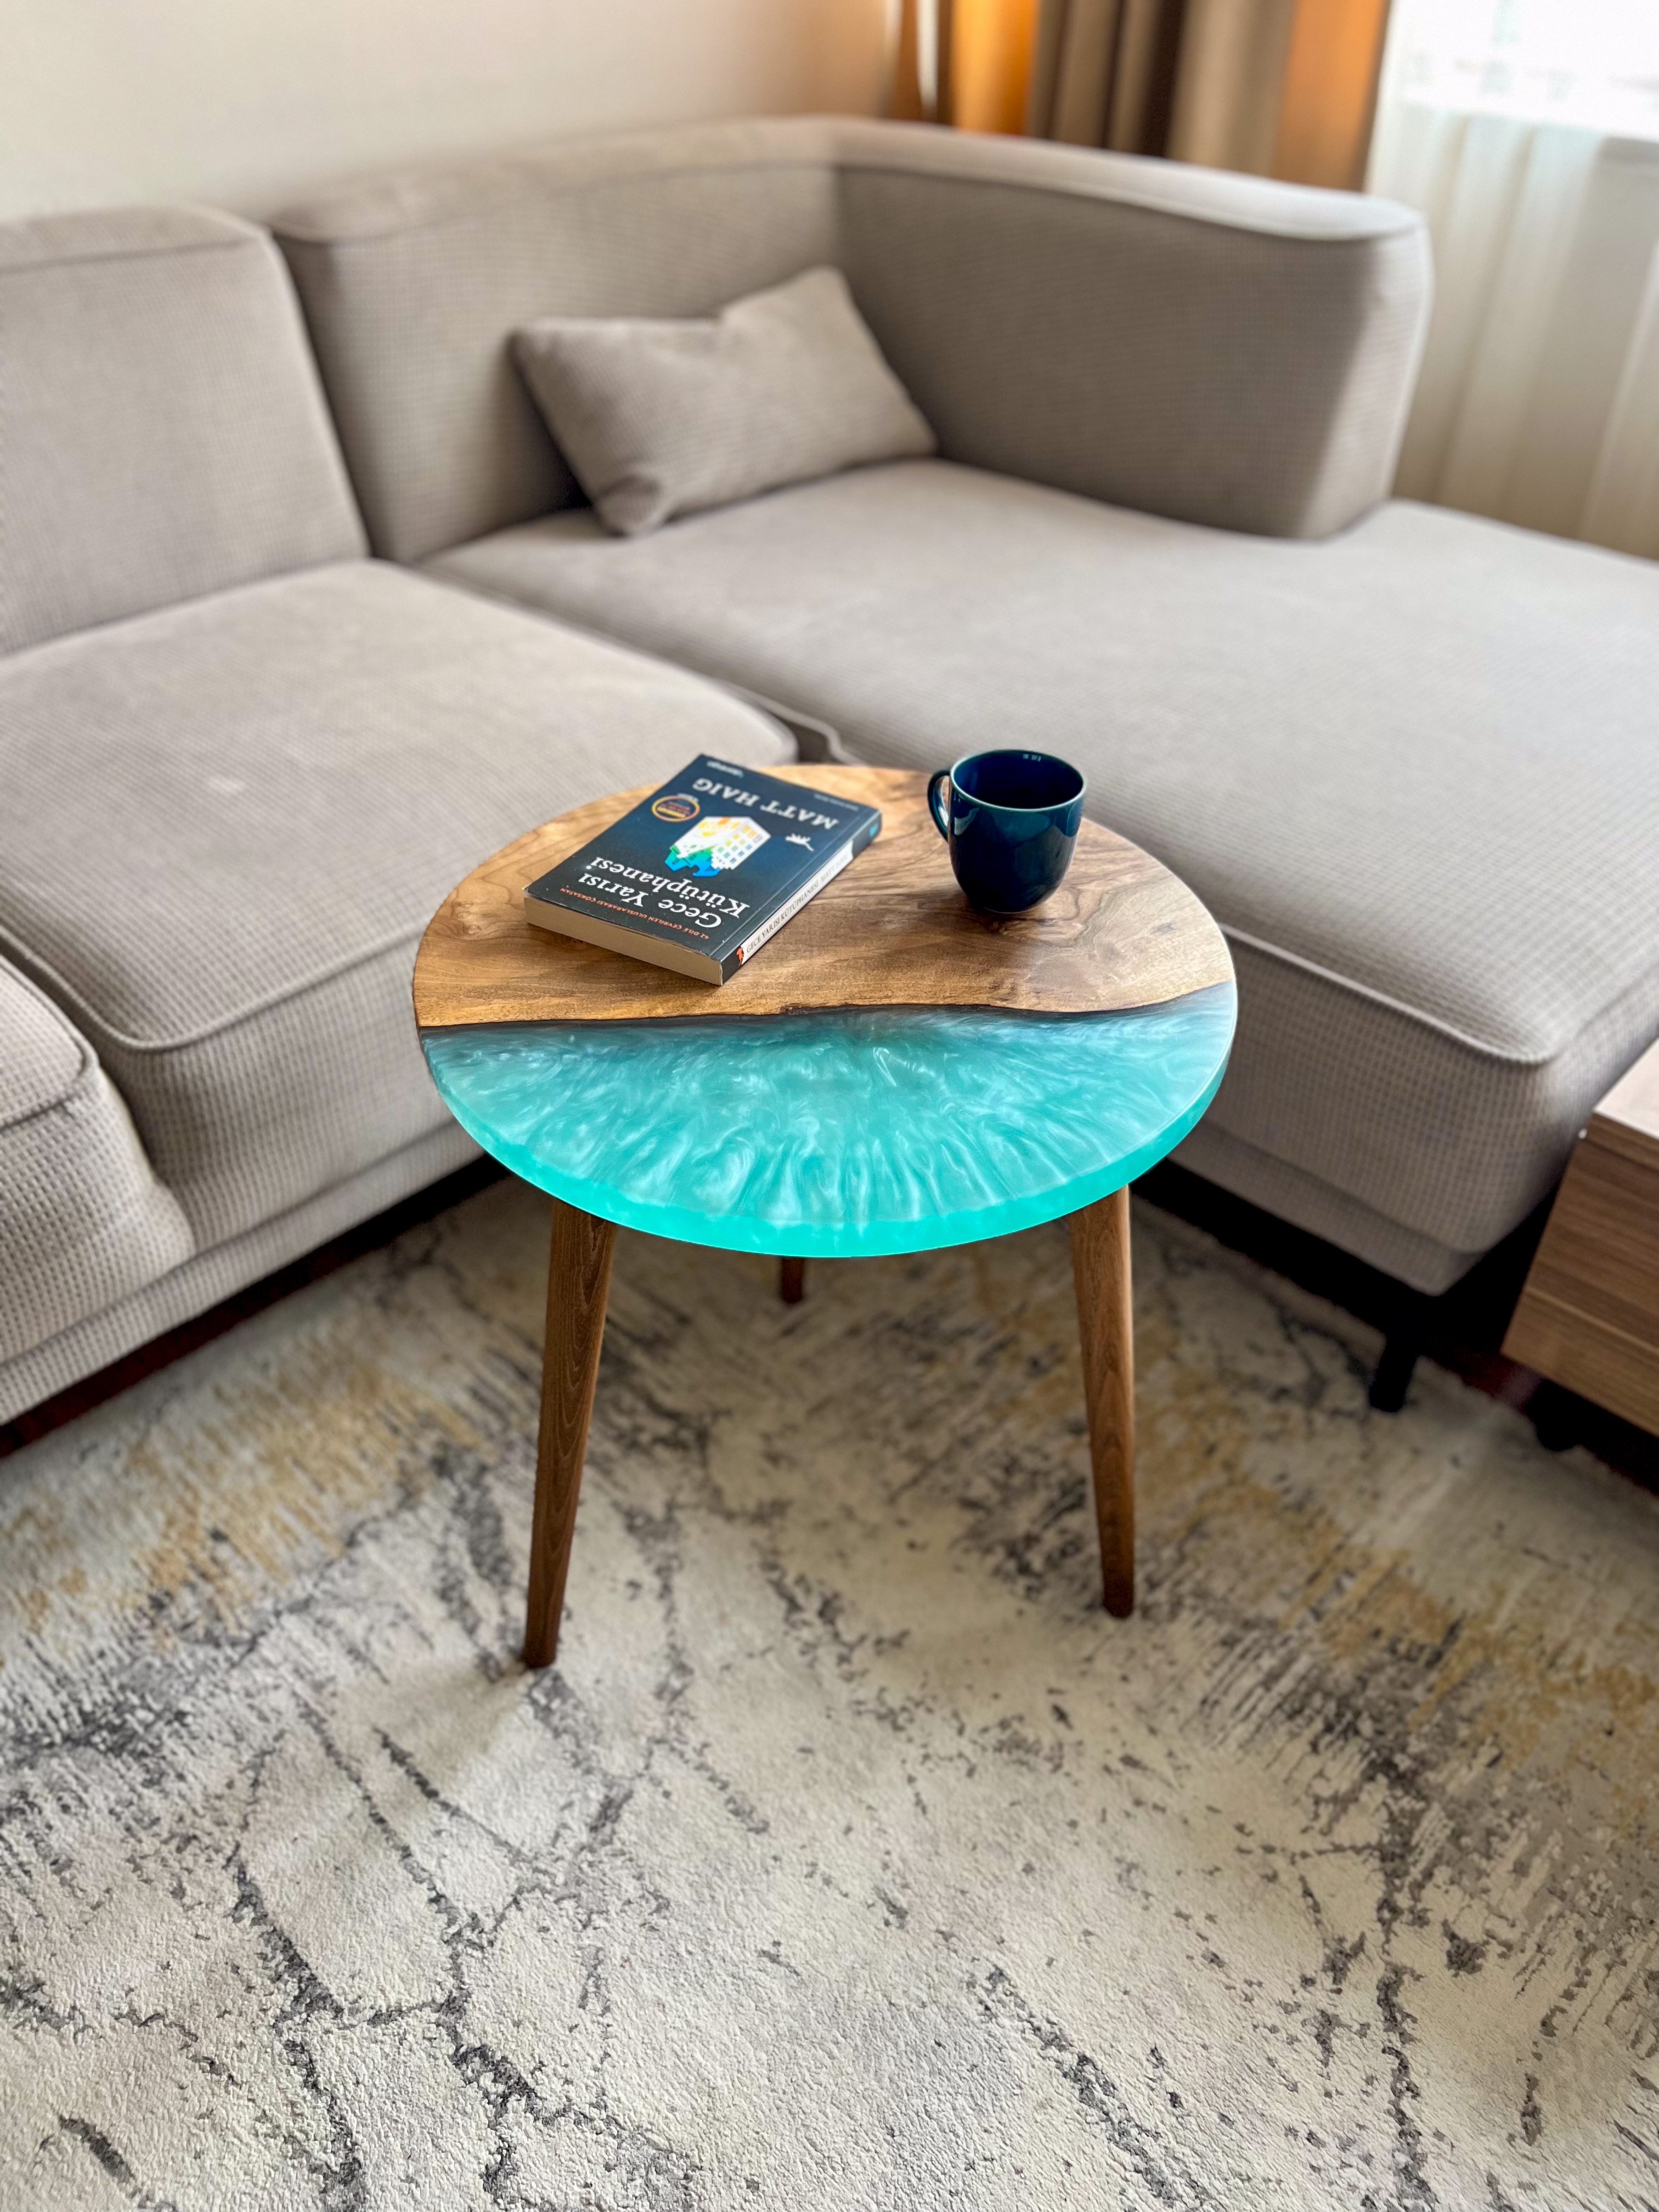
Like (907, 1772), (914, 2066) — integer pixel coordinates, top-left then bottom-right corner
(1381, 0), (1659, 138)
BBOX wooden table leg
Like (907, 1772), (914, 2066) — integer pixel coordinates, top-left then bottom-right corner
(524, 1198), (617, 1669)
(778, 1256), (806, 1305)
(1070, 1186), (1135, 1618)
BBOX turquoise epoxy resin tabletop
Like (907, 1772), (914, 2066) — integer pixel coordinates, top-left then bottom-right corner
(421, 981), (1236, 1259)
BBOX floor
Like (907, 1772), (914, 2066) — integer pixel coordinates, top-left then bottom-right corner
(2, 1177), (1656, 2208)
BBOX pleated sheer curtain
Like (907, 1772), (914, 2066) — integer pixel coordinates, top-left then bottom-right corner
(1368, 3), (1659, 558)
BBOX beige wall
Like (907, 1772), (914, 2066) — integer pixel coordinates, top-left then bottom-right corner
(0, 0), (889, 222)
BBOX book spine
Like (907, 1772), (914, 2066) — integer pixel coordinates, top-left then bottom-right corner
(723, 821), (876, 980)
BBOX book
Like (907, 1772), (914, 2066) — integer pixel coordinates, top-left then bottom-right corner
(523, 756), (882, 984)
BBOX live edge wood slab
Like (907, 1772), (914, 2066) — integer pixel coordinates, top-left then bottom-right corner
(414, 765), (1231, 1032)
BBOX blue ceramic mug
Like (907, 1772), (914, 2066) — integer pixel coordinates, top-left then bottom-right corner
(927, 749), (1087, 915)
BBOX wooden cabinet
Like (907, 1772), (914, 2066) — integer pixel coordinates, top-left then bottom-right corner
(1505, 1039), (1659, 1435)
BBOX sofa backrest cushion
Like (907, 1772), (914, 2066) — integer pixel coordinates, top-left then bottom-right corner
(275, 124), (843, 566)
(0, 207), (365, 654)
(273, 117), (1428, 563)
(831, 135), (1430, 545)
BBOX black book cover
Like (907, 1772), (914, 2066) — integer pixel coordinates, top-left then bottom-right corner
(523, 756), (882, 983)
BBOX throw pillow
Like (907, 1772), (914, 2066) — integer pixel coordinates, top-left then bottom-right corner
(513, 266), (936, 535)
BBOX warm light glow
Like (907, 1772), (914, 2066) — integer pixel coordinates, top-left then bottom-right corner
(948, 0), (1039, 134)
(1273, 0), (1393, 189)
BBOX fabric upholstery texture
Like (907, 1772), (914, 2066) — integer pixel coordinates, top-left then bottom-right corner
(0, 957), (193, 1365)
(0, 1121), (477, 1427)
(0, 206), (365, 654)
(428, 464), (1659, 1274)
(514, 266), (934, 535)
(0, 561), (791, 1248)
(1173, 1120), (1487, 1297)
(272, 116), (1427, 564)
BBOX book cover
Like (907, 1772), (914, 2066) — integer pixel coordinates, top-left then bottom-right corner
(523, 757), (882, 983)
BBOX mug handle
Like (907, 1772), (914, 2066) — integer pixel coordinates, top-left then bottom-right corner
(927, 769), (953, 840)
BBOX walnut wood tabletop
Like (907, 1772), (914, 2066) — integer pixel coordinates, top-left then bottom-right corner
(414, 765), (1231, 1032)
(414, 763), (1238, 1669)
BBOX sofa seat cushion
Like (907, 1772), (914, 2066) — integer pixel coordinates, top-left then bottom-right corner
(428, 463), (1659, 1266)
(0, 956), (193, 1364)
(0, 561), (790, 1246)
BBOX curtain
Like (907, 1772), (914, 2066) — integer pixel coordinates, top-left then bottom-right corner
(1368, 3), (1659, 557)
(897, 0), (1391, 187)
(890, 0), (1047, 135)
(1024, 0), (1192, 157)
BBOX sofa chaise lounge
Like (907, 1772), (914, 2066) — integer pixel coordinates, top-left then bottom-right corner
(3, 119), (1656, 1427)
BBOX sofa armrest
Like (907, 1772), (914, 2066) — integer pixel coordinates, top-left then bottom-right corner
(0, 955), (192, 1365)
(832, 123), (1431, 540)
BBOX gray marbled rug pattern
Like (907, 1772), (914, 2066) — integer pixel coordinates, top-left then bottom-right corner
(2, 1183), (1657, 2210)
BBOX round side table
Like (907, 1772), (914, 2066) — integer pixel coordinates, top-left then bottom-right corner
(415, 768), (1235, 1666)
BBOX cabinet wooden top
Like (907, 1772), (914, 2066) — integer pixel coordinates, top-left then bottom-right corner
(413, 764), (1233, 1031)
(1594, 1035), (1659, 1168)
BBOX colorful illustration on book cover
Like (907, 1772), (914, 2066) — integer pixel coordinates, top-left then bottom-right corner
(665, 816), (771, 876)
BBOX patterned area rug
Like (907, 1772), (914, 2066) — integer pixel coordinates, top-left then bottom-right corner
(2, 1181), (1657, 2210)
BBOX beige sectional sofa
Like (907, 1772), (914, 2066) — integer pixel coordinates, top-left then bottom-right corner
(0, 205), (790, 1421)
(273, 119), (1659, 1302)
(3, 118), (1656, 1426)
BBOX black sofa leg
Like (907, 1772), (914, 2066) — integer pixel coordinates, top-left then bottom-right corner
(1530, 1381), (1579, 1452)
(1369, 1298), (1426, 1413)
